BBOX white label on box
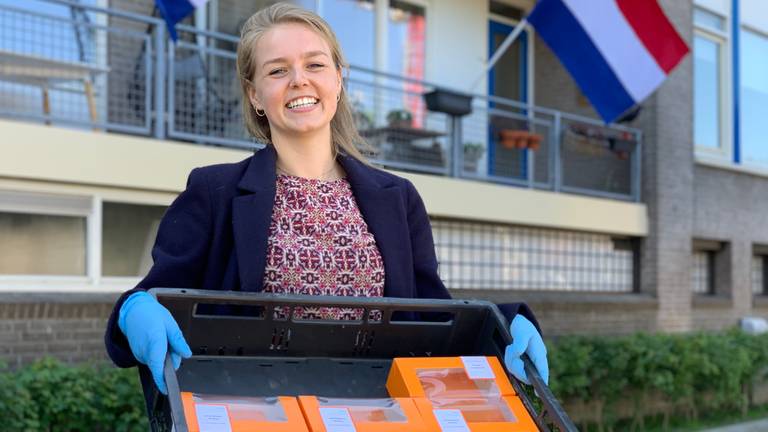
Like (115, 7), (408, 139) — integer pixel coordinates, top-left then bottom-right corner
(195, 404), (232, 432)
(319, 407), (357, 432)
(433, 409), (471, 432)
(461, 356), (495, 379)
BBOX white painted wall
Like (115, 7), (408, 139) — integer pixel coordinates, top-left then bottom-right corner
(742, 0), (768, 32)
(694, 0), (730, 16)
(425, 0), (489, 93)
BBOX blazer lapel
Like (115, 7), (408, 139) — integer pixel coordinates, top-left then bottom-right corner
(232, 146), (277, 292)
(340, 156), (407, 297)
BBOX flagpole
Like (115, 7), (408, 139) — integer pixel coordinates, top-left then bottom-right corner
(469, 18), (528, 92)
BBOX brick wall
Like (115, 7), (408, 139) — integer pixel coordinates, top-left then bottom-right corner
(0, 293), (118, 369)
(633, 0), (695, 332)
(451, 289), (659, 337)
(693, 165), (768, 326)
(1, 289), (660, 370)
(2, 289), (766, 370)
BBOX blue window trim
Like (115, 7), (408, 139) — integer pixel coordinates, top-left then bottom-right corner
(732, 0), (740, 164)
(487, 19), (528, 177)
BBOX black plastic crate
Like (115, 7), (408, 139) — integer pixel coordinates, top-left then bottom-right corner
(139, 288), (576, 431)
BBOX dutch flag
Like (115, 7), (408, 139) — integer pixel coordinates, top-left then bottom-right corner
(528, 0), (689, 123)
(155, 0), (210, 41)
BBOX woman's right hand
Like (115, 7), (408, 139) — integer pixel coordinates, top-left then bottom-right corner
(118, 291), (192, 394)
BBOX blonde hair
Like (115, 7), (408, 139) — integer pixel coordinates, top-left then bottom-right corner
(236, 2), (370, 163)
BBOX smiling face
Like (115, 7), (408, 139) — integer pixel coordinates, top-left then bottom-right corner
(247, 22), (342, 142)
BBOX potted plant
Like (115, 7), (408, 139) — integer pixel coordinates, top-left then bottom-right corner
(386, 109), (413, 128)
(463, 142), (485, 173)
(499, 129), (527, 149)
(528, 133), (543, 151)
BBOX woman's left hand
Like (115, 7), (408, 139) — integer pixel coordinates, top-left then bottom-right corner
(504, 314), (549, 385)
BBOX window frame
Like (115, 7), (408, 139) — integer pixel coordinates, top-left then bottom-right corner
(0, 190), (96, 283)
(737, 24), (768, 170)
(692, 239), (723, 296)
(488, 6), (535, 111)
(0, 191), (166, 292)
(100, 200), (166, 281)
(753, 245), (768, 296)
(693, 6), (733, 161)
(387, 0), (429, 80)
(316, 0), (430, 76)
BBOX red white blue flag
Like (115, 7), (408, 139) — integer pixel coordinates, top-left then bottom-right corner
(528, 0), (689, 123)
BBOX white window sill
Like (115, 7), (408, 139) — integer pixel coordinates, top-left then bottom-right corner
(695, 155), (768, 179)
(0, 276), (139, 293)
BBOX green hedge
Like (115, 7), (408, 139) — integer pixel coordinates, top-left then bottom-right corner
(2, 330), (767, 431)
(0, 358), (147, 432)
(548, 330), (768, 431)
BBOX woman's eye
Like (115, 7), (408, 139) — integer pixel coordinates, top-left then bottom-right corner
(269, 68), (287, 76)
(308, 63), (325, 69)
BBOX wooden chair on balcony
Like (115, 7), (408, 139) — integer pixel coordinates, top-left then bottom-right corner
(0, 49), (109, 124)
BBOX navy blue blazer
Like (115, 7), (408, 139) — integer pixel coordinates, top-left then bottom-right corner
(105, 145), (539, 367)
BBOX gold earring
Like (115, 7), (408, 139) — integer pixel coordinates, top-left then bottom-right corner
(255, 108), (265, 117)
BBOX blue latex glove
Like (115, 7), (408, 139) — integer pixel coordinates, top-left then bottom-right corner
(118, 291), (192, 395)
(504, 315), (549, 385)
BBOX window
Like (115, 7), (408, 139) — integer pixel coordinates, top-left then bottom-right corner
(693, 7), (729, 155)
(322, 0), (376, 70)
(739, 28), (768, 167)
(388, 1), (426, 126)
(0, 190), (171, 287)
(323, 0), (434, 141)
(693, 0), (768, 173)
(322, 0), (426, 76)
(0, 213), (87, 275)
(691, 250), (714, 294)
(102, 202), (166, 277)
(692, 240), (722, 295)
(694, 36), (722, 148)
(0, 191), (91, 276)
(431, 220), (636, 292)
(753, 248), (767, 295)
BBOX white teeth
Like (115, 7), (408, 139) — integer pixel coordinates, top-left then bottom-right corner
(286, 97), (318, 109)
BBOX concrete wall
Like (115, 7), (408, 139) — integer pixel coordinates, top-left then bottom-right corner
(0, 119), (648, 237)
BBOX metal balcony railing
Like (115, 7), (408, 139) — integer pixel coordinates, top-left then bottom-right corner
(0, 0), (642, 202)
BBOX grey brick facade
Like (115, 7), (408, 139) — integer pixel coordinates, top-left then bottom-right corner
(0, 293), (118, 368)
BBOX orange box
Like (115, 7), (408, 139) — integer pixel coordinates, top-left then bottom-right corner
(414, 396), (538, 432)
(181, 392), (308, 432)
(386, 357), (515, 399)
(298, 396), (431, 432)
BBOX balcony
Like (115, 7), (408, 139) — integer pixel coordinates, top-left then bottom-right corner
(0, 0), (642, 202)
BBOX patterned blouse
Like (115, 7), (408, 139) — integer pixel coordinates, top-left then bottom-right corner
(262, 173), (385, 320)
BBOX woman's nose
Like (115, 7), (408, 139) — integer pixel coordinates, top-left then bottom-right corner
(290, 68), (309, 87)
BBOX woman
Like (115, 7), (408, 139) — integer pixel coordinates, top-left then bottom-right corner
(104, 2), (548, 396)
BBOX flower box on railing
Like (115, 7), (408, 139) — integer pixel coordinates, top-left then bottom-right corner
(423, 88), (473, 116)
(499, 130), (543, 150)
